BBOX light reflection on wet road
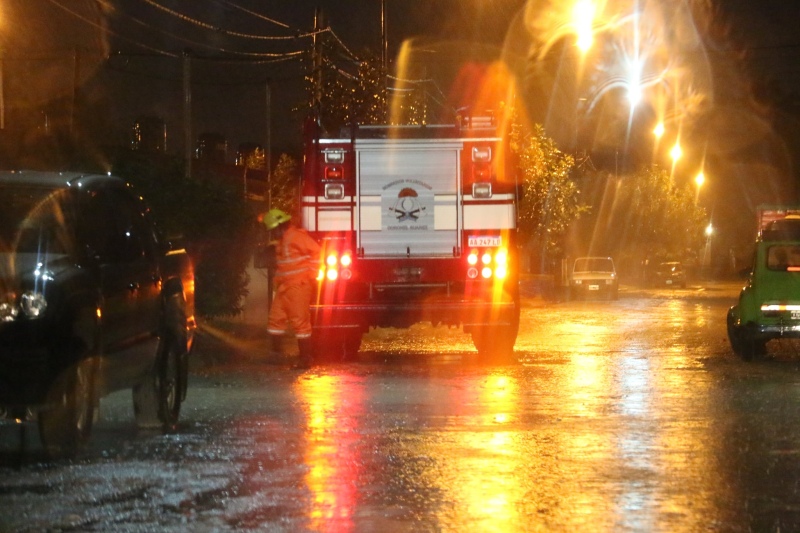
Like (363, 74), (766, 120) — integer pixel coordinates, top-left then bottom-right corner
(5, 282), (800, 531)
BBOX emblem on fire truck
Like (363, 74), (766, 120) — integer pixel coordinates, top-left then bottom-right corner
(389, 187), (427, 222)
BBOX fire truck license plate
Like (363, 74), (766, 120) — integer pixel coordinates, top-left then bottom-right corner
(468, 235), (501, 247)
(792, 311), (800, 320)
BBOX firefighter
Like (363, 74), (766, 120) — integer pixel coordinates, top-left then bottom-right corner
(260, 208), (321, 368)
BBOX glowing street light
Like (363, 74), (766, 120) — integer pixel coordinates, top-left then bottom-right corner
(705, 223), (714, 237)
(573, 0), (596, 53)
(694, 171), (705, 188)
(670, 142), (682, 162)
(626, 58), (643, 108)
(653, 122), (665, 139)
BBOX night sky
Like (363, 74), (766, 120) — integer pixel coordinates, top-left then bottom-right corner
(1, 0), (799, 252)
(0, 1), (796, 151)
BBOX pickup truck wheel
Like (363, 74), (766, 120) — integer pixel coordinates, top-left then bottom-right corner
(38, 354), (96, 459)
(133, 295), (185, 431)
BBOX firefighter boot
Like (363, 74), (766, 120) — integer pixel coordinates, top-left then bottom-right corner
(296, 338), (313, 369)
(267, 334), (283, 359)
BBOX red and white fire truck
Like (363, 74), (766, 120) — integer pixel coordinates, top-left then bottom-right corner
(301, 113), (520, 360)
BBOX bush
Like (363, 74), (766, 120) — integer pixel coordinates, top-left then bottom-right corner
(112, 151), (254, 318)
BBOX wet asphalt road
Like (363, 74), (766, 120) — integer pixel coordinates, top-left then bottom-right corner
(4, 281), (800, 531)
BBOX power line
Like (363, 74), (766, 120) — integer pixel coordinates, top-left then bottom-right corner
(138, 0), (323, 41)
(211, 0), (291, 30)
(99, 0), (305, 59)
(45, 0), (178, 57)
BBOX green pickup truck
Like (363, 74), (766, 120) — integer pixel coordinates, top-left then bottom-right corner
(727, 216), (800, 360)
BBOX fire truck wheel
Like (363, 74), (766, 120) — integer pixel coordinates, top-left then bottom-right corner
(311, 331), (362, 363)
(471, 324), (518, 363)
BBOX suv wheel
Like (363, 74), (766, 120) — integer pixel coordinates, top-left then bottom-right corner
(38, 355), (96, 458)
(133, 295), (185, 431)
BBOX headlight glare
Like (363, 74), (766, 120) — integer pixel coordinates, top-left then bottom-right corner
(20, 292), (47, 318)
(0, 294), (19, 322)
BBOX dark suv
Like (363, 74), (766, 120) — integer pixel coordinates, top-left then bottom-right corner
(0, 171), (195, 457)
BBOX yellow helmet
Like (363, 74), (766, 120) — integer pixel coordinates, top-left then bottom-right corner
(261, 208), (291, 230)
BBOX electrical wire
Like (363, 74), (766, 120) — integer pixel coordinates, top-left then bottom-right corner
(45, 0), (178, 57)
(211, 0), (291, 30)
(139, 0), (325, 41)
(99, 0), (305, 59)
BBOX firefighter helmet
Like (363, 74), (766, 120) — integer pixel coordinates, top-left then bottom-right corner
(261, 208), (292, 230)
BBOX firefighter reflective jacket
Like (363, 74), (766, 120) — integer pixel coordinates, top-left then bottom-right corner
(274, 225), (321, 286)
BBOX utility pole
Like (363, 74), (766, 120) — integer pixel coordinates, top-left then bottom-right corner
(183, 50), (193, 179)
(312, 8), (324, 109)
(381, 0), (388, 120)
(265, 79), (271, 209)
(71, 47), (80, 136)
(0, 47), (5, 130)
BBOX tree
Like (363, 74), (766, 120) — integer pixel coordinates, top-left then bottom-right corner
(615, 165), (707, 264)
(112, 151), (254, 318)
(303, 48), (426, 132)
(509, 116), (588, 272)
(269, 153), (300, 215)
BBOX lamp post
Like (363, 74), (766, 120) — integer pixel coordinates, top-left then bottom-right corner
(703, 223), (714, 277)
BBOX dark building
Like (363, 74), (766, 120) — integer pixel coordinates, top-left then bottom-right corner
(131, 116), (167, 153)
(195, 133), (228, 163)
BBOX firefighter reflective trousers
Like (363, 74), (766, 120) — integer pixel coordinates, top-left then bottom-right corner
(267, 278), (315, 339)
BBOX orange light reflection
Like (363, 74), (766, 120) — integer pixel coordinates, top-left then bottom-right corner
(295, 374), (364, 531)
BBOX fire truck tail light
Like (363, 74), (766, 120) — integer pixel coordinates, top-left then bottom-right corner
(472, 182), (492, 199)
(320, 250), (354, 283)
(323, 150), (345, 164)
(472, 146), (492, 162)
(465, 247), (511, 280)
(324, 167), (344, 180)
(324, 182), (344, 199)
(495, 248), (508, 265)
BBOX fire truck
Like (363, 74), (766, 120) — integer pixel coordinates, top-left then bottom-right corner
(301, 114), (520, 360)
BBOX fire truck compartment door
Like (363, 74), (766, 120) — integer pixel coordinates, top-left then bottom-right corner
(356, 141), (461, 257)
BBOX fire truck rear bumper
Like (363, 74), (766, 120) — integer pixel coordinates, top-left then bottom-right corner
(311, 301), (519, 331)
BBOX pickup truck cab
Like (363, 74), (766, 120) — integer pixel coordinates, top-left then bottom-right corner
(728, 216), (800, 360)
(0, 171), (196, 457)
(569, 256), (619, 300)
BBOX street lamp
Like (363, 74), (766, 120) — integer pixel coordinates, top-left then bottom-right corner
(694, 171), (705, 188)
(703, 223), (714, 274)
(653, 122), (665, 139)
(573, 0), (596, 53)
(670, 142), (682, 162)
